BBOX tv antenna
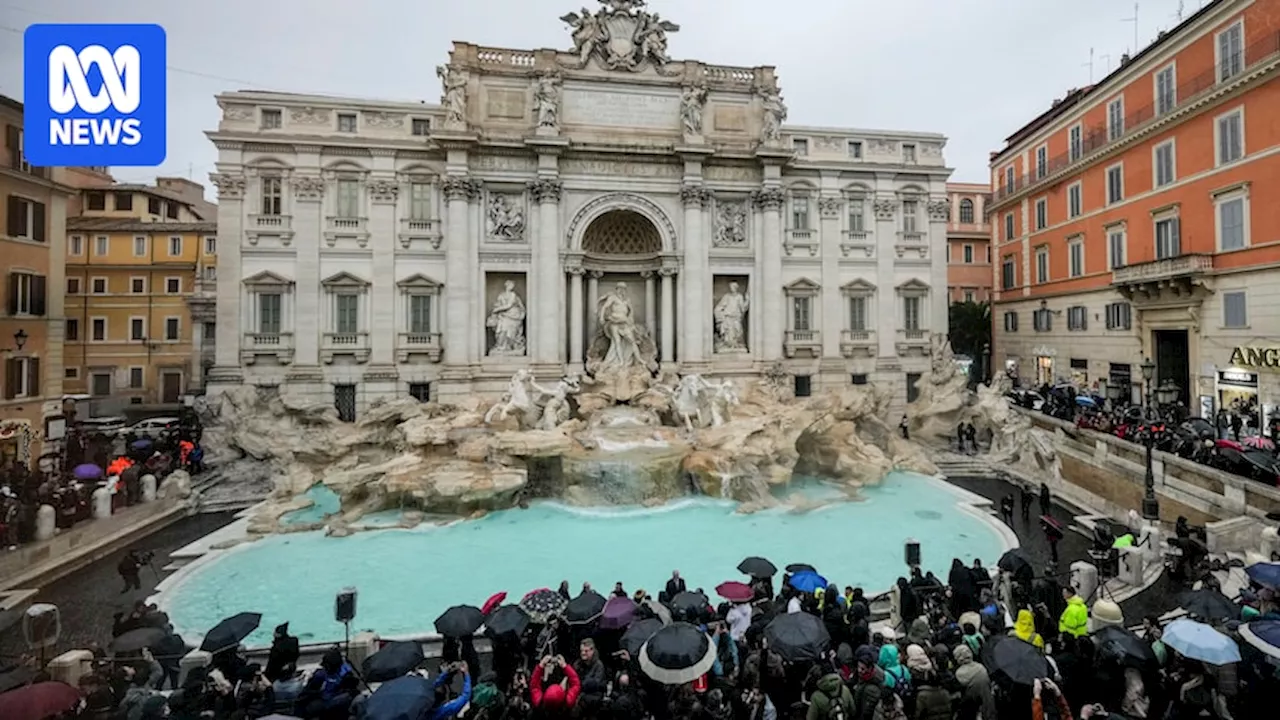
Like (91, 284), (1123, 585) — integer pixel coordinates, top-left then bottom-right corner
(1083, 48), (1094, 83)
(1174, 0), (1185, 22)
(1121, 2), (1140, 54)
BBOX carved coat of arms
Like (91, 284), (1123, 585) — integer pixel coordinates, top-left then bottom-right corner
(560, 0), (679, 71)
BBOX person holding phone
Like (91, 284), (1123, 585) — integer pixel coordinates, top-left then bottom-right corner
(530, 654), (579, 716)
(1031, 678), (1072, 720)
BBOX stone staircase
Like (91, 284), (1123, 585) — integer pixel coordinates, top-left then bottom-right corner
(932, 453), (995, 478)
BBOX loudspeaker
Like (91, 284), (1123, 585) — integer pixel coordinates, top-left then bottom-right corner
(24, 603), (61, 650)
(904, 540), (921, 567)
(335, 587), (357, 623)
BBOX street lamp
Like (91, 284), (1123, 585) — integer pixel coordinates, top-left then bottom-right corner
(1156, 379), (1180, 406)
(1139, 357), (1161, 521)
(1, 328), (28, 352)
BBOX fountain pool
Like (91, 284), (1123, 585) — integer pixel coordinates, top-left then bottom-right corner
(160, 472), (1012, 646)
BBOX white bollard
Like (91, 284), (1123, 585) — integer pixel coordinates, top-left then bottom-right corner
(47, 649), (94, 686)
(178, 649), (211, 688)
(91, 487), (112, 519)
(1070, 561), (1099, 603)
(140, 474), (157, 502)
(346, 632), (379, 669)
(35, 504), (57, 540)
(1116, 546), (1145, 586)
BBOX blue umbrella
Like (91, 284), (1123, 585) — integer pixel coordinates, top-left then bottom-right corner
(1245, 562), (1280, 589)
(361, 675), (435, 720)
(788, 570), (828, 594)
(1161, 618), (1241, 665)
(1075, 395), (1097, 407)
(1239, 620), (1280, 660)
(72, 463), (103, 481)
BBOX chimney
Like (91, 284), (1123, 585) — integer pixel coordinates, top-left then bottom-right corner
(1120, 53), (1131, 65)
(1051, 98), (1062, 107)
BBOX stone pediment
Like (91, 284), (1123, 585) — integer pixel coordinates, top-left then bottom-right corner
(784, 277), (820, 295)
(242, 270), (294, 288)
(396, 274), (443, 291)
(321, 271), (371, 288)
(841, 279), (876, 294)
(896, 278), (930, 294)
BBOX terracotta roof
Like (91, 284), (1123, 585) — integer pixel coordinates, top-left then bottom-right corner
(83, 184), (213, 219)
(66, 217), (216, 233)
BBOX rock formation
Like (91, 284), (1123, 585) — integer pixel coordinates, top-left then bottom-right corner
(968, 374), (1061, 478)
(906, 334), (972, 442)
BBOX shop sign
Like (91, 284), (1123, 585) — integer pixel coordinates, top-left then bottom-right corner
(1227, 346), (1280, 369)
(1219, 369), (1258, 385)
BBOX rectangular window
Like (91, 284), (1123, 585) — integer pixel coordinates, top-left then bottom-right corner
(964, 290), (975, 303)
(905, 373), (921, 403)
(847, 199), (865, 232)
(1001, 256), (1016, 290)
(408, 182), (431, 220)
(847, 141), (863, 159)
(91, 318), (106, 341)
(69, 235), (83, 255)
(114, 192), (133, 211)
(91, 371), (110, 395)
(169, 236), (182, 256)
(1003, 312), (1019, 333)
(902, 144), (916, 163)
(1218, 22), (1244, 82)
(1069, 124), (1083, 161)
(203, 321), (216, 340)
(133, 235), (147, 256)
(411, 118), (431, 136)
(147, 196), (161, 215)
(1004, 213), (1014, 241)
(848, 296), (867, 331)
(94, 235), (108, 256)
(1035, 247), (1049, 284)
(165, 317), (180, 341)
(1223, 291), (1247, 327)
(130, 277), (146, 294)
(65, 318), (79, 341)
(1069, 239), (1084, 277)
(1067, 182), (1082, 218)
(1155, 217), (1181, 259)
(1108, 229), (1126, 269)
(1217, 109), (1243, 165)
(959, 200), (974, 224)
(85, 192), (105, 211)
(1036, 145), (1047, 179)
(1004, 166), (1014, 192)
(794, 375), (813, 398)
(1067, 306), (1088, 331)
(205, 236), (217, 255)
(91, 277), (106, 294)
(1154, 141), (1175, 187)
(901, 200), (918, 233)
(2, 357), (38, 399)
(903, 296), (921, 331)
(335, 294), (359, 333)
(1106, 165), (1124, 204)
(1156, 64), (1176, 115)
(792, 296), (812, 332)
(204, 266), (217, 281)
(1033, 309), (1053, 332)
(259, 293), (282, 334)
(129, 367), (144, 389)
(1106, 302), (1132, 330)
(1035, 198), (1047, 230)
(336, 179), (360, 218)
(851, 374), (869, 385)
(791, 196), (810, 229)
(165, 201), (178, 219)
(1107, 97), (1124, 140)
(66, 277), (80, 294)
(792, 138), (808, 156)
(130, 317), (145, 341)
(1218, 196), (1246, 251)
(65, 367), (79, 380)
(337, 113), (357, 132)
(166, 277), (181, 294)
(5, 272), (45, 315)
(261, 177), (282, 215)
(409, 295), (432, 333)
(261, 108), (282, 129)
(409, 382), (431, 401)
(963, 245), (973, 263)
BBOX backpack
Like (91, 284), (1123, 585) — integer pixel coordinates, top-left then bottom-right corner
(819, 689), (846, 720)
(886, 666), (913, 698)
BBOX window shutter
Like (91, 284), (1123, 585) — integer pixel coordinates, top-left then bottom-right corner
(31, 274), (47, 316)
(31, 201), (46, 242)
(5, 196), (20, 237)
(4, 125), (17, 169)
(3, 358), (15, 400)
(6, 273), (17, 315)
(27, 358), (40, 397)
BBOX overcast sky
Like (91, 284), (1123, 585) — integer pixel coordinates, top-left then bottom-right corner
(1, 0), (1203, 193)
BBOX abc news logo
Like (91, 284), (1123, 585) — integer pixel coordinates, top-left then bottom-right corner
(48, 44), (143, 146)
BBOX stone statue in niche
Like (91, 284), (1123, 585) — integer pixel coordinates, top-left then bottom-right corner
(437, 65), (467, 128)
(486, 280), (527, 355)
(486, 194), (526, 241)
(713, 282), (749, 352)
(759, 89), (787, 144)
(681, 85), (707, 136)
(714, 200), (747, 247)
(587, 281), (658, 373)
(532, 74), (561, 130)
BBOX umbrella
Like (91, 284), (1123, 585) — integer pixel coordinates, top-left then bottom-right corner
(621, 617), (664, 657)
(599, 596), (637, 630)
(639, 622), (716, 685)
(1243, 436), (1276, 451)
(1075, 395), (1097, 407)
(1239, 620), (1280, 660)
(483, 605), (531, 641)
(763, 612), (831, 663)
(200, 612), (262, 652)
(997, 548), (1036, 583)
(362, 641), (425, 682)
(565, 591), (607, 624)
(434, 605), (484, 638)
(361, 675), (434, 720)
(108, 626), (168, 655)
(1245, 562), (1280, 589)
(643, 599), (673, 625)
(0, 681), (82, 720)
(0, 666), (37, 694)
(737, 556), (777, 578)
(785, 563), (816, 573)
(1093, 625), (1158, 668)
(1161, 618), (1242, 665)
(1216, 438), (1243, 451)
(982, 636), (1050, 685)
(715, 581), (754, 603)
(668, 591), (710, 623)
(72, 463), (103, 481)
(788, 570), (828, 594)
(481, 591), (507, 615)
(1179, 589), (1239, 622)
(519, 589), (567, 624)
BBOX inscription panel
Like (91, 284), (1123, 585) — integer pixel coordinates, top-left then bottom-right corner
(713, 105), (747, 132)
(485, 88), (527, 120)
(561, 159), (682, 178)
(562, 88), (679, 129)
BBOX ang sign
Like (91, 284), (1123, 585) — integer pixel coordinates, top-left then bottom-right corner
(1228, 346), (1280, 369)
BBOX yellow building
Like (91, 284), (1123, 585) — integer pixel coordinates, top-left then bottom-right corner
(64, 183), (216, 411)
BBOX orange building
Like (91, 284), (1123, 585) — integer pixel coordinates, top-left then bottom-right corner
(988, 0), (1280, 431)
(945, 182), (992, 304)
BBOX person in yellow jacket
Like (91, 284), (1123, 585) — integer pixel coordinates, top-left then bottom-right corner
(1059, 587), (1090, 638)
(1011, 609), (1045, 648)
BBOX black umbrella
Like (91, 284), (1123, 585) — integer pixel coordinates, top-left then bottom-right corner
(763, 612), (831, 663)
(362, 641), (425, 682)
(621, 618), (664, 657)
(982, 635), (1050, 686)
(785, 563), (816, 574)
(565, 591), (607, 624)
(1093, 626), (1158, 669)
(997, 548), (1036, 583)
(108, 626), (168, 655)
(1179, 589), (1239, 622)
(484, 605), (531, 641)
(737, 556), (777, 578)
(434, 605), (484, 638)
(200, 612), (262, 652)
(667, 591), (710, 623)
(362, 675), (434, 720)
(639, 622), (716, 685)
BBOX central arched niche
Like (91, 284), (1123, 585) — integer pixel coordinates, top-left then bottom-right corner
(581, 210), (662, 258)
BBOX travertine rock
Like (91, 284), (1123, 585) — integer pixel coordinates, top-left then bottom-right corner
(969, 374), (1060, 477)
(907, 334), (971, 442)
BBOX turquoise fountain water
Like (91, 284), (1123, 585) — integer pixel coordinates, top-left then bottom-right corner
(163, 472), (1007, 646)
(280, 484), (343, 526)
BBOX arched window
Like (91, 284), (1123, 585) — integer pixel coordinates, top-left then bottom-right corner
(959, 198), (975, 224)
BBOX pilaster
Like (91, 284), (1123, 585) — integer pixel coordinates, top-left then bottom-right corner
(680, 182), (712, 366)
(926, 197), (951, 334)
(753, 188), (785, 362)
(567, 265), (585, 371)
(818, 195), (843, 361)
(659, 267), (676, 366)
(210, 173), (246, 371)
(368, 177), (399, 366)
(442, 176), (481, 367)
(873, 193), (898, 362)
(529, 177), (564, 365)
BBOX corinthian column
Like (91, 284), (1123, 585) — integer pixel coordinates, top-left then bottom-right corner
(442, 176), (478, 366)
(754, 188), (786, 361)
(568, 266), (584, 368)
(528, 178), (564, 366)
(818, 195), (843, 360)
(659, 267), (676, 364)
(680, 184), (711, 366)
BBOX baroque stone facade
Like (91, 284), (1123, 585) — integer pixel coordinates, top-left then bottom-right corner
(205, 0), (952, 413)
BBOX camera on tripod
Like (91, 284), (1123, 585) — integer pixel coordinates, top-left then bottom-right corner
(1087, 524), (1119, 579)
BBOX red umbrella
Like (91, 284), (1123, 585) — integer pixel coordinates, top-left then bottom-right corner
(715, 581), (754, 603)
(1216, 438), (1244, 451)
(481, 591), (507, 615)
(0, 681), (82, 720)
